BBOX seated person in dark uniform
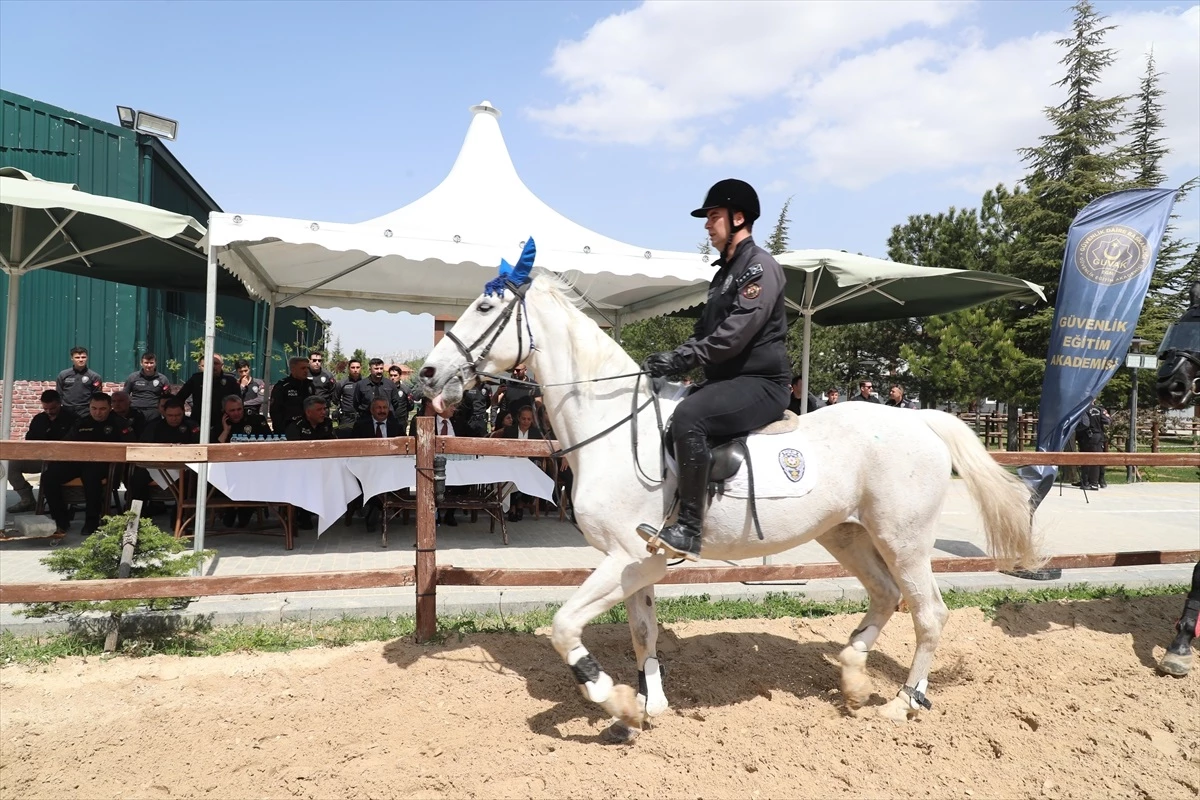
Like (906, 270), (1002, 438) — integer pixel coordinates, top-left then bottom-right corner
(6, 389), (77, 514)
(346, 398), (403, 532)
(284, 396), (334, 529)
(214, 395), (272, 443)
(213, 395), (272, 526)
(110, 390), (147, 439)
(42, 392), (135, 536)
(124, 398), (200, 505)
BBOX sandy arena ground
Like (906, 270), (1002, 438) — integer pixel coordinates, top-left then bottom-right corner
(1, 594), (1197, 800)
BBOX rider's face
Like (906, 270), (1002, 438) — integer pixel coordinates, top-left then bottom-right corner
(705, 208), (743, 251)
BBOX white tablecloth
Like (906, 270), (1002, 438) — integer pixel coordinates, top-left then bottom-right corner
(192, 455), (555, 535)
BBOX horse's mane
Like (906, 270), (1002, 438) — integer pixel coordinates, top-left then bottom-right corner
(529, 269), (638, 383)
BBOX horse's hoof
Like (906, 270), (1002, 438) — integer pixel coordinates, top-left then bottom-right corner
(877, 696), (915, 723)
(1158, 651), (1193, 677)
(838, 646), (872, 710)
(602, 684), (643, 730)
(602, 718), (640, 745)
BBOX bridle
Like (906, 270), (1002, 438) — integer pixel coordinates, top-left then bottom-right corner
(436, 278), (666, 478)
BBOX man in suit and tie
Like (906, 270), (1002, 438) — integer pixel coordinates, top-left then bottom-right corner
(347, 398), (403, 532)
(501, 406), (544, 521)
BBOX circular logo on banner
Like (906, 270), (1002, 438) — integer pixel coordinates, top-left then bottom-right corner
(1075, 225), (1152, 285)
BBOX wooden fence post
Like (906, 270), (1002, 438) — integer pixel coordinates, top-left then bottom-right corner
(104, 500), (142, 654)
(414, 416), (437, 642)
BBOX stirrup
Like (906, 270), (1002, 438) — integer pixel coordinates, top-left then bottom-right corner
(636, 523), (701, 562)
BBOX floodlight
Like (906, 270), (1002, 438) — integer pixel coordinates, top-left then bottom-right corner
(134, 111), (178, 141)
(116, 106), (135, 129)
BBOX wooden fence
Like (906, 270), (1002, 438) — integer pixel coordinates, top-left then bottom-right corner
(3, 420), (1198, 642)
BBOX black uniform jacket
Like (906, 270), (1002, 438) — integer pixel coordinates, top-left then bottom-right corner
(353, 377), (408, 420)
(676, 237), (790, 383)
(285, 418), (336, 441)
(270, 376), (314, 432)
(141, 418), (201, 445)
(26, 409), (78, 441)
(67, 413), (135, 445)
(57, 367), (103, 413)
(214, 414), (272, 442)
(124, 370), (171, 411)
(308, 368), (337, 405)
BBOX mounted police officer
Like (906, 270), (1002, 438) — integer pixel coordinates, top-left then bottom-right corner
(639, 179), (790, 561)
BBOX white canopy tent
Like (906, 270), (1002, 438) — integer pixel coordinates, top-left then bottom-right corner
(197, 101), (716, 551)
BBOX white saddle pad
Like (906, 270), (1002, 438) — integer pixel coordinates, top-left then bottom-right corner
(667, 429), (818, 500)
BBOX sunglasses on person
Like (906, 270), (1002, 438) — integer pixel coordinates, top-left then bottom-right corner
(310, 357), (322, 363)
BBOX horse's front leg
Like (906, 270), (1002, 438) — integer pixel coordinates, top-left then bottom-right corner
(627, 585), (669, 718)
(550, 554), (667, 731)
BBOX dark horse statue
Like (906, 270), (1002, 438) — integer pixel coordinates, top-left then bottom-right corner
(1156, 280), (1200, 677)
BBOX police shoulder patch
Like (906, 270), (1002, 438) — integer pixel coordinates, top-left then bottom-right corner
(735, 263), (764, 289)
(741, 283), (762, 299)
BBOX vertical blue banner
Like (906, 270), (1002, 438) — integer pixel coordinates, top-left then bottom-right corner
(1021, 187), (1178, 506)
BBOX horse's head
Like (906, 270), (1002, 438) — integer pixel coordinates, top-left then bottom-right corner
(1155, 281), (1200, 410)
(419, 238), (539, 415)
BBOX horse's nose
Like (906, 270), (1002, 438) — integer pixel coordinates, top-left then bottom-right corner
(420, 365), (437, 380)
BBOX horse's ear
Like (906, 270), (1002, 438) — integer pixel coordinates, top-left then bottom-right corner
(510, 237), (536, 284)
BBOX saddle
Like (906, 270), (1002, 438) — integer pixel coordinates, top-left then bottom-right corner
(664, 410), (800, 482)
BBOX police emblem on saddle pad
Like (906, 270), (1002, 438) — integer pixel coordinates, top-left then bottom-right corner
(666, 431), (818, 500)
(778, 448), (804, 482)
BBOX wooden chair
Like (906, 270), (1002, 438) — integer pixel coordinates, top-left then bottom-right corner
(139, 465), (296, 550)
(380, 483), (508, 547)
(34, 463), (120, 519)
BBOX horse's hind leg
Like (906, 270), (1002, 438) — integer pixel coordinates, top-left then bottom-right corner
(626, 586), (668, 717)
(550, 554), (668, 730)
(817, 523), (902, 711)
(869, 526), (949, 722)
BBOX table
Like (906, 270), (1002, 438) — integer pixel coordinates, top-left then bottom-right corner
(195, 455), (555, 535)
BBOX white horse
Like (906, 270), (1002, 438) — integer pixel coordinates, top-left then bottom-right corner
(419, 270), (1041, 733)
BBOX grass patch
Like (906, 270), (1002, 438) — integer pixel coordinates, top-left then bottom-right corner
(0, 583), (1186, 666)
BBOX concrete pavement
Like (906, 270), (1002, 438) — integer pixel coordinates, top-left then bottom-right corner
(1, 481), (1196, 634)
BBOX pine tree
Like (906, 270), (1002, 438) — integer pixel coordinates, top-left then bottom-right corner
(1127, 50), (1168, 188)
(1124, 50), (1200, 345)
(765, 198), (793, 256)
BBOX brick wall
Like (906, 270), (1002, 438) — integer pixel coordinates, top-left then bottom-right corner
(1, 380), (126, 439)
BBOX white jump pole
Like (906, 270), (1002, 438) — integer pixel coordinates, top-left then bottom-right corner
(192, 242), (219, 558)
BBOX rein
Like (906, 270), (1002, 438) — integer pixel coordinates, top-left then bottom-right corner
(439, 278), (667, 478)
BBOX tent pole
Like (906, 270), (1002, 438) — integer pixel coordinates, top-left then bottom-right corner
(193, 243), (219, 560)
(1, 207), (24, 532)
(0, 272), (21, 533)
(800, 272), (814, 414)
(263, 298), (276, 391)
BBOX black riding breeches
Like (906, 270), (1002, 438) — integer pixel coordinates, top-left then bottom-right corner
(669, 376), (790, 443)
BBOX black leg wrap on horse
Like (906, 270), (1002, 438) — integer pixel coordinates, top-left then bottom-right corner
(902, 684), (933, 710)
(1168, 597), (1200, 655)
(570, 653), (603, 685)
(638, 669), (647, 699)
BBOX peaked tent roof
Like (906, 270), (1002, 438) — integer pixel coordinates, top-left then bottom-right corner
(206, 102), (712, 323)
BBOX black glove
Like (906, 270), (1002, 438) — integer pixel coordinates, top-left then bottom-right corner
(644, 350), (687, 378)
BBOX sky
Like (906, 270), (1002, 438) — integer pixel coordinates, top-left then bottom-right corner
(1, 0), (1196, 359)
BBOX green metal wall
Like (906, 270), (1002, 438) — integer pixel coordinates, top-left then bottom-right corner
(0, 90), (321, 382)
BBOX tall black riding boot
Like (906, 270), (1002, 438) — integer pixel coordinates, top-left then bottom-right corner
(644, 434), (710, 562)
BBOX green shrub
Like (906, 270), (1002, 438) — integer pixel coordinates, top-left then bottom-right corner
(19, 513), (213, 620)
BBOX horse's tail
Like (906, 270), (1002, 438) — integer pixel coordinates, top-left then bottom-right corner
(918, 410), (1044, 570)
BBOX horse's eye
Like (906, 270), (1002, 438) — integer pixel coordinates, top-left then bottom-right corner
(478, 302), (493, 314)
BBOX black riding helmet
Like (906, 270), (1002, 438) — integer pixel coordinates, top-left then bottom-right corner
(691, 179), (761, 258)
